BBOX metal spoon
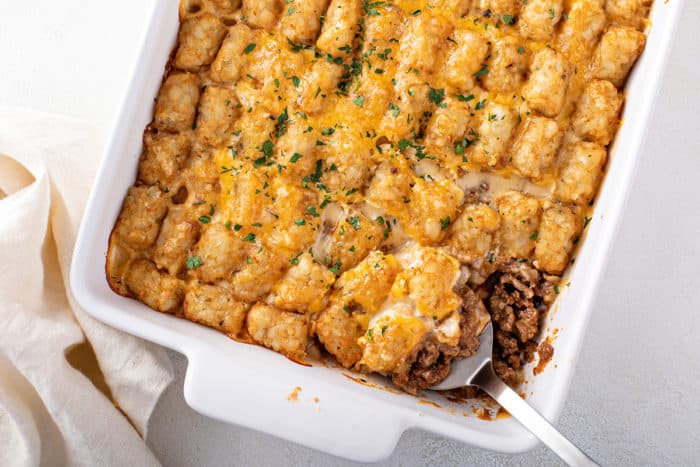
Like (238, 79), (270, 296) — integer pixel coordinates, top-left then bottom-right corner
(431, 322), (599, 467)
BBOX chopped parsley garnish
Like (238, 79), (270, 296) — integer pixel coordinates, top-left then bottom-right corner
(290, 152), (303, 163)
(242, 233), (256, 242)
(518, 45), (525, 55)
(456, 94), (475, 102)
(309, 159), (323, 182)
(290, 251), (304, 265)
(473, 64), (489, 77)
(321, 127), (335, 136)
(485, 251), (496, 264)
(502, 14), (516, 25)
(243, 43), (256, 54)
(186, 256), (203, 270)
(275, 107), (289, 137)
(294, 218), (306, 226)
(454, 136), (475, 155)
(440, 217), (451, 230)
(363, 0), (385, 16)
(348, 216), (361, 231)
(388, 103), (400, 117)
(428, 87), (446, 107)
(329, 260), (342, 275)
(198, 216), (211, 224)
(475, 99), (487, 110)
(353, 95), (365, 107)
(287, 38), (311, 52)
(254, 139), (275, 167)
(306, 206), (320, 217)
(530, 231), (539, 240)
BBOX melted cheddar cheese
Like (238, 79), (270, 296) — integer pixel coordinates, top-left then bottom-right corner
(107, 0), (652, 383)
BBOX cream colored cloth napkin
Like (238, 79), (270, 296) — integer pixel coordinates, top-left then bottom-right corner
(0, 105), (173, 467)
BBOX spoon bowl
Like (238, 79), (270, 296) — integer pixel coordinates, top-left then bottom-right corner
(431, 322), (599, 466)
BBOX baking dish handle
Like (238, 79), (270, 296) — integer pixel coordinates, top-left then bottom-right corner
(181, 349), (408, 462)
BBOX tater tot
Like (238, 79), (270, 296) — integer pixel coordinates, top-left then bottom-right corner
(316, 0), (361, 55)
(519, 0), (563, 40)
(174, 14), (227, 71)
(523, 48), (569, 118)
(534, 206), (582, 274)
(495, 191), (541, 260)
(184, 283), (249, 336)
(247, 303), (308, 361)
(125, 259), (184, 313)
(242, 0), (281, 30)
(510, 117), (562, 180)
(280, 0), (329, 45)
(153, 73), (200, 132)
(554, 141), (607, 204)
(114, 186), (169, 250)
(572, 80), (622, 146)
(590, 26), (647, 88)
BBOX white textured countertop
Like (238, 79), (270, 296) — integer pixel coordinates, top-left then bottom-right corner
(3, 1), (698, 465)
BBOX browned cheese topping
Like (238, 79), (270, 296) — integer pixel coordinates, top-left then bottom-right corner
(107, 0), (651, 394)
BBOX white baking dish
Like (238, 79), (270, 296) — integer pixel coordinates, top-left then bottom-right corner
(70, 0), (684, 462)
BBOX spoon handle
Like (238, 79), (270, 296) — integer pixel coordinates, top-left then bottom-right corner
(472, 363), (599, 467)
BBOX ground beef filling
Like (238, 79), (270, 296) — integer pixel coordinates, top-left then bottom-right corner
(482, 261), (558, 386)
(391, 288), (486, 394)
(393, 261), (557, 395)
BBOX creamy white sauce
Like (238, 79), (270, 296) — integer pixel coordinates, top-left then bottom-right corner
(457, 171), (553, 201)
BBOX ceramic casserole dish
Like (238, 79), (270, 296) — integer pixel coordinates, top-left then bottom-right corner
(71, 0), (684, 461)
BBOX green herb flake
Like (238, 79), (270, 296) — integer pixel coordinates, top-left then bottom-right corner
(456, 94), (475, 102)
(440, 217), (451, 230)
(186, 256), (203, 270)
(290, 251), (304, 265)
(388, 103), (400, 117)
(530, 230), (539, 240)
(243, 43), (256, 54)
(198, 216), (211, 224)
(502, 14), (516, 25)
(294, 218), (306, 226)
(428, 87), (445, 106)
(243, 233), (256, 242)
(353, 95), (365, 107)
(348, 216), (361, 231)
(473, 64), (489, 77)
(329, 260), (342, 275)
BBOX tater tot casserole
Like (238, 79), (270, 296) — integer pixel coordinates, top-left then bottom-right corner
(107, 0), (651, 395)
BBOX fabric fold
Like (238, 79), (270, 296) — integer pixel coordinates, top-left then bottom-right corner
(0, 105), (172, 467)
